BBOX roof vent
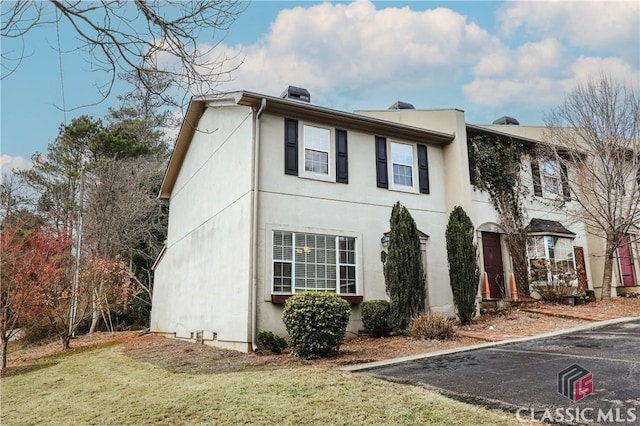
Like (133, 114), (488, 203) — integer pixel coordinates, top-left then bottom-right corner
(280, 86), (310, 103)
(388, 101), (415, 110)
(492, 116), (519, 125)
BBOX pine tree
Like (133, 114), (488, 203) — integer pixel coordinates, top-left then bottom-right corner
(384, 202), (426, 330)
(445, 206), (480, 325)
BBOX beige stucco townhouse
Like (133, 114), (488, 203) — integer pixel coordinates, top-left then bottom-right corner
(151, 87), (635, 352)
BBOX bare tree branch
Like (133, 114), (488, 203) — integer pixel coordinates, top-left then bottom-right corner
(2, 0), (246, 108)
(542, 74), (640, 298)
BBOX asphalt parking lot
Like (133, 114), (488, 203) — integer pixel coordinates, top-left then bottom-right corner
(359, 319), (640, 425)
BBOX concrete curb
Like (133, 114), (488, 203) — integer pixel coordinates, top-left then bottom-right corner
(520, 308), (606, 322)
(337, 316), (639, 372)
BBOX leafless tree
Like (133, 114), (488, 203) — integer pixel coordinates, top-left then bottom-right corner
(543, 75), (640, 298)
(2, 1), (245, 107)
(82, 156), (166, 331)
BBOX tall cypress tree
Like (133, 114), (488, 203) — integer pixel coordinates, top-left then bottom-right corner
(445, 206), (480, 325)
(384, 202), (426, 330)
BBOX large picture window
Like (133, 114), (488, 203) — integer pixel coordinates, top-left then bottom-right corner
(272, 231), (357, 295)
(527, 236), (576, 284)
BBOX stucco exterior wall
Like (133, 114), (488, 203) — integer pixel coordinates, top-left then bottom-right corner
(254, 112), (454, 337)
(152, 94), (617, 352)
(356, 109), (472, 212)
(151, 105), (255, 351)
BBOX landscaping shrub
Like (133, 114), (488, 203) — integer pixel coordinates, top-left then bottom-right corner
(256, 331), (288, 354)
(361, 300), (391, 338)
(445, 206), (480, 325)
(384, 202), (426, 331)
(409, 314), (456, 341)
(281, 292), (351, 360)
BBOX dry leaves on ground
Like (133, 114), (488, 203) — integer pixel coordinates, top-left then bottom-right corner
(6, 298), (639, 377)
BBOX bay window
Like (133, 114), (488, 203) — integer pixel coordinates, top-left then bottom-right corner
(527, 235), (576, 285)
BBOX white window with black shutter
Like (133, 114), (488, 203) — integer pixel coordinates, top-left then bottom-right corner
(375, 136), (430, 194)
(283, 118), (348, 184)
(531, 158), (570, 201)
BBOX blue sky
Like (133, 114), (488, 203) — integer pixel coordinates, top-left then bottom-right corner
(2, 0), (639, 174)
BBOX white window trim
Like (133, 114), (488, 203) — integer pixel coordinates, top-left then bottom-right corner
(266, 225), (362, 300)
(299, 123), (335, 182)
(527, 235), (576, 284)
(540, 159), (561, 199)
(388, 141), (419, 194)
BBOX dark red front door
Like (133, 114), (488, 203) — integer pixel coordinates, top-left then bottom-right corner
(482, 232), (505, 298)
(618, 235), (636, 287)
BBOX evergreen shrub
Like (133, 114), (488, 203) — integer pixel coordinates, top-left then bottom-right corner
(256, 331), (288, 354)
(361, 300), (391, 338)
(281, 292), (351, 360)
(384, 202), (426, 331)
(445, 206), (480, 325)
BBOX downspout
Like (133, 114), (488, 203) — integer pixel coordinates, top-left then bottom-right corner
(250, 98), (267, 352)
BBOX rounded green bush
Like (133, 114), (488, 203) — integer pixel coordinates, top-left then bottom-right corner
(256, 331), (288, 354)
(281, 292), (351, 360)
(361, 300), (391, 338)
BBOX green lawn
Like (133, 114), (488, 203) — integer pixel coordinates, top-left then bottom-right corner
(2, 345), (521, 425)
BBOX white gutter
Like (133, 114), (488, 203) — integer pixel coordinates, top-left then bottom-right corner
(250, 98), (267, 352)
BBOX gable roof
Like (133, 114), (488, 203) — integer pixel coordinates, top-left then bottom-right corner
(525, 218), (576, 237)
(158, 91), (455, 200)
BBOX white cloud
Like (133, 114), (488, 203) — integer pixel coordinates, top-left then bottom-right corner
(170, 0), (638, 121)
(499, 1), (640, 53)
(204, 1), (500, 97)
(463, 77), (564, 107)
(474, 38), (565, 77)
(463, 55), (640, 107)
(1, 154), (31, 175)
(568, 56), (640, 91)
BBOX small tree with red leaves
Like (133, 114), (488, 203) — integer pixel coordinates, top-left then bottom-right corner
(1, 225), (72, 369)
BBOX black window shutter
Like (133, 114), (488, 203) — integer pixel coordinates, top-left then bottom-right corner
(531, 161), (542, 196)
(335, 129), (348, 183)
(284, 118), (298, 175)
(375, 136), (388, 188)
(560, 163), (571, 201)
(417, 144), (430, 194)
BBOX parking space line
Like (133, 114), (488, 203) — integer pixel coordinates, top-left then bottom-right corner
(490, 347), (638, 363)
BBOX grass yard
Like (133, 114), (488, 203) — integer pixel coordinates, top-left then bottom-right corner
(1, 343), (521, 425)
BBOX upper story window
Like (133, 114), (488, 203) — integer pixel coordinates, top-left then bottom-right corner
(272, 230), (357, 295)
(531, 157), (571, 201)
(541, 160), (560, 196)
(376, 136), (429, 194)
(303, 125), (330, 175)
(391, 142), (414, 187)
(284, 118), (348, 184)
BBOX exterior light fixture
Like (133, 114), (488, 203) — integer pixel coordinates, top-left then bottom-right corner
(381, 235), (389, 247)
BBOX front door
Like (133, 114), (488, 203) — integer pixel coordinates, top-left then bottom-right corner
(482, 232), (505, 299)
(618, 235), (636, 287)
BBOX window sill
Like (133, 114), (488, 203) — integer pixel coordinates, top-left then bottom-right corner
(271, 294), (363, 305)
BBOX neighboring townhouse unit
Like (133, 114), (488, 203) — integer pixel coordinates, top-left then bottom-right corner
(150, 87), (634, 352)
